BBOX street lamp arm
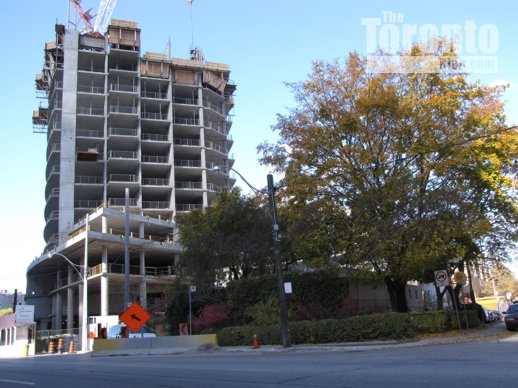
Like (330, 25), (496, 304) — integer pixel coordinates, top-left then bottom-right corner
(48, 252), (84, 279)
(213, 165), (265, 194)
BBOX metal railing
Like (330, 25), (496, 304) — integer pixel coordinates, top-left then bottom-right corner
(75, 199), (103, 208)
(109, 127), (138, 136)
(142, 178), (169, 186)
(204, 120), (227, 135)
(173, 97), (198, 105)
(77, 106), (104, 115)
(109, 105), (138, 114)
(77, 85), (105, 94)
(76, 129), (103, 138)
(174, 159), (202, 168)
(175, 181), (203, 190)
(46, 187), (60, 202)
(78, 65), (104, 73)
(207, 183), (221, 192)
(109, 83), (138, 93)
(108, 150), (138, 159)
(174, 117), (199, 126)
(174, 138), (200, 146)
(46, 210), (59, 223)
(141, 91), (168, 99)
(108, 197), (137, 206)
(76, 175), (103, 184)
(108, 174), (138, 183)
(47, 165), (60, 180)
(142, 133), (168, 141)
(141, 112), (167, 120)
(205, 140), (227, 154)
(203, 100), (225, 115)
(142, 155), (168, 163)
(174, 182), (220, 192)
(142, 201), (170, 209)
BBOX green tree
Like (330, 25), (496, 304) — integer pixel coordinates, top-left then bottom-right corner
(259, 40), (518, 312)
(176, 188), (272, 286)
(279, 197), (346, 270)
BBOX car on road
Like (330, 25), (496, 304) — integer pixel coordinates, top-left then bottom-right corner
(503, 304), (518, 331)
(107, 324), (156, 339)
(492, 310), (502, 321)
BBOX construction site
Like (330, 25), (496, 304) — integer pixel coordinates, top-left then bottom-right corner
(26, 0), (237, 352)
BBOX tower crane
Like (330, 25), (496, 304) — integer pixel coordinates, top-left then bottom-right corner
(94, 0), (117, 35)
(69, 0), (117, 36)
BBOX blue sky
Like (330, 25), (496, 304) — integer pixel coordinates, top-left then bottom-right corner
(1, 0), (517, 292)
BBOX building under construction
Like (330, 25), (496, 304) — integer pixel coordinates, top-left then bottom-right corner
(27, 18), (236, 337)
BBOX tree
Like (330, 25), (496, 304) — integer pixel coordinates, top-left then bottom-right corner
(279, 196), (347, 270)
(176, 188), (272, 286)
(478, 263), (518, 300)
(259, 39), (518, 312)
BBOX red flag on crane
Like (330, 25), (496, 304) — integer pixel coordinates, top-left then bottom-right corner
(187, 0), (193, 5)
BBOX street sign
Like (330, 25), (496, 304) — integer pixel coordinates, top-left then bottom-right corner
(15, 305), (35, 324)
(120, 302), (151, 333)
(454, 271), (467, 285)
(434, 270), (449, 287)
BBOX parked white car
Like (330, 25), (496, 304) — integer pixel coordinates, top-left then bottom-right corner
(107, 324), (156, 339)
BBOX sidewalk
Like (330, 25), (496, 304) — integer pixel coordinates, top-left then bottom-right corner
(215, 321), (514, 354)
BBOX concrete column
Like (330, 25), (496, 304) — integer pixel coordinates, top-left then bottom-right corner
(139, 251), (146, 308)
(67, 267), (74, 332)
(198, 84), (209, 207)
(102, 215), (108, 233)
(78, 259), (84, 342)
(55, 270), (62, 330)
(101, 246), (109, 316)
(58, 29), (79, 242)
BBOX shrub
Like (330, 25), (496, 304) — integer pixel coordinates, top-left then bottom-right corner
(193, 303), (230, 333)
(246, 297), (280, 326)
(217, 312), (416, 346)
(447, 309), (480, 329)
(410, 311), (449, 333)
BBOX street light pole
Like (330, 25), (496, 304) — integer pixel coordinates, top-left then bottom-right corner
(213, 165), (291, 347)
(48, 251), (88, 352)
(267, 174), (291, 348)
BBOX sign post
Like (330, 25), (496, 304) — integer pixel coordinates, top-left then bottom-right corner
(188, 285), (196, 336)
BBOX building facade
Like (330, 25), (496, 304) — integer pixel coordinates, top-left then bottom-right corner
(27, 19), (236, 332)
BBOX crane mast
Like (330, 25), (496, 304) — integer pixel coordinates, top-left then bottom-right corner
(94, 0), (117, 35)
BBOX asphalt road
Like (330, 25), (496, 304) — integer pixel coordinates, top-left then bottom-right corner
(1, 329), (517, 387)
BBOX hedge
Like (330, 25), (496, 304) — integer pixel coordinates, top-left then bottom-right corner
(218, 312), (414, 346)
(217, 310), (480, 346)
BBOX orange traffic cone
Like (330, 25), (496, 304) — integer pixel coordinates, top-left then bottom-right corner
(48, 340), (55, 354)
(57, 338), (64, 354)
(252, 334), (260, 349)
(68, 339), (75, 353)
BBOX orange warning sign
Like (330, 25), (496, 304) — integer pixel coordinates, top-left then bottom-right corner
(120, 302), (151, 333)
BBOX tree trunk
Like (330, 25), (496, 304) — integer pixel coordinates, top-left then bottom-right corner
(385, 277), (409, 312)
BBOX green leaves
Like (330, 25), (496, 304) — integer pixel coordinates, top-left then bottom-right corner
(176, 189), (272, 286)
(259, 39), (518, 297)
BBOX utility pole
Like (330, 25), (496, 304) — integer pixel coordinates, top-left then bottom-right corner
(267, 174), (291, 348)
